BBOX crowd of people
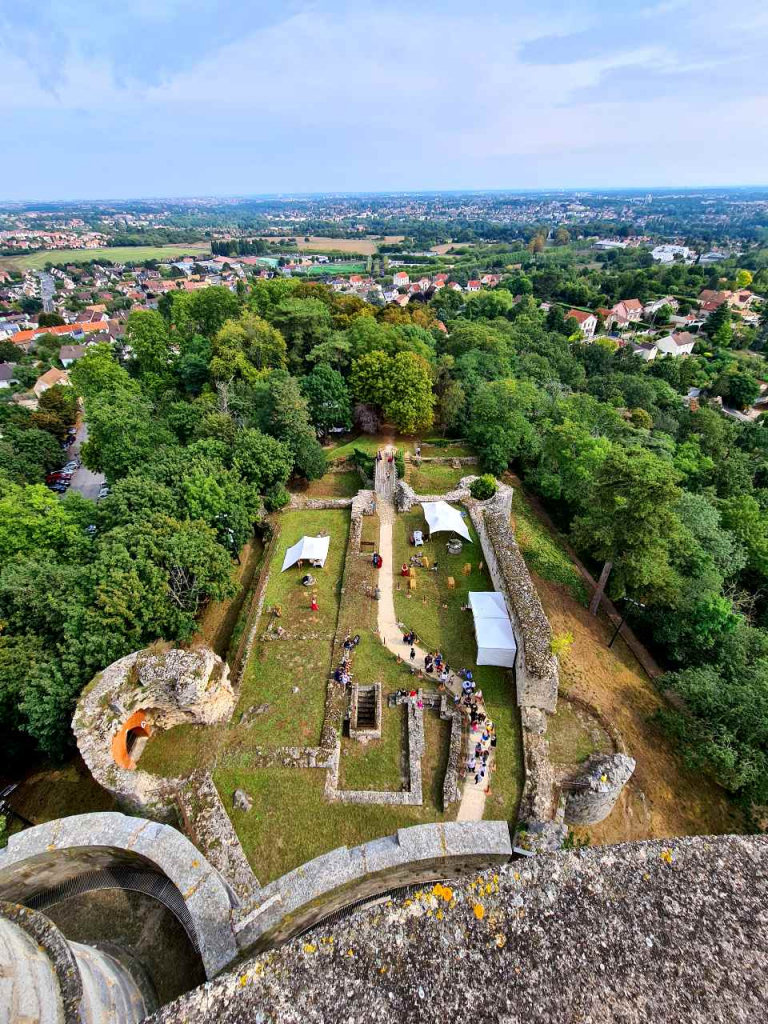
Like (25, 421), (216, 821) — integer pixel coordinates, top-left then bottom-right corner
(333, 633), (360, 688)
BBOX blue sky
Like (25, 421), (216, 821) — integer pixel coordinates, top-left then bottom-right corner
(1, 0), (767, 200)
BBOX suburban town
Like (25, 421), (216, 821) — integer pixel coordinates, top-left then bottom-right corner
(0, 2), (767, 1022)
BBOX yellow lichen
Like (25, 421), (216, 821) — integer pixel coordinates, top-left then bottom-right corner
(473, 903), (485, 920)
(303, 943), (317, 954)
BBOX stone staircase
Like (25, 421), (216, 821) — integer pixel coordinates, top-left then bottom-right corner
(355, 686), (377, 729)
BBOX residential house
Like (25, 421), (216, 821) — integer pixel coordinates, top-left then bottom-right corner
(629, 341), (657, 361)
(655, 331), (696, 357)
(596, 306), (617, 330)
(448, 282), (463, 292)
(392, 272), (410, 288)
(466, 280), (481, 292)
(565, 309), (598, 340)
(0, 362), (17, 388)
(643, 296), (679, 318)
(417, 277), (431, 291)
(33, 367), (71, 398)
(698, 289), (731, 311)
(612, 299), (643, 323)
(59, 344), (89, 367)
(392, 293), (410, 307)
(480, 274), (501, 287)
(434, 273), (449, 285)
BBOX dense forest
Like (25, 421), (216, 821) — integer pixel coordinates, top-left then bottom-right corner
(0, 275), (767, 819)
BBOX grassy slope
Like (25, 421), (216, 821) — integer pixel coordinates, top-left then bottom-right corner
(406, 463), (467, 494)
(511, 488), (588, 605)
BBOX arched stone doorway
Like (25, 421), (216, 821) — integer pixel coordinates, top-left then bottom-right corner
(111, 709), (152, 770)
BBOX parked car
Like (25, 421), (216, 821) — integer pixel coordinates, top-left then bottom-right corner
(50, 482), (68, 493)
(67, 427), (77, 436)
(46, 471), (72, 484)
(63, 461), (79, 473)
(86, 524), (97, 536)
(98, 484), (110, 499)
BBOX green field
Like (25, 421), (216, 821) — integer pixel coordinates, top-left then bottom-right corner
(1, 243), (211, 270)
(303, 261), (367, 276)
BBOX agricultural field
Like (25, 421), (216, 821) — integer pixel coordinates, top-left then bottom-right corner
(0, 243), (211, 270)
(252, 235), (403, 255)
(303, 261), (367, 275)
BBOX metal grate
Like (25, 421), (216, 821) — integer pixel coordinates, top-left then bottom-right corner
(25, 867), (202, 955)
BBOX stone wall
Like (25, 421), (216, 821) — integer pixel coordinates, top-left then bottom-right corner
(467, 484), (559, 714)
(233, 821), (512, 952)
(73, 647), (236, 821)
(395, 478), (472, 513)
(0, 813), (239, 979)
(227, 522), (281, 689)
(176, 772), (261, 910)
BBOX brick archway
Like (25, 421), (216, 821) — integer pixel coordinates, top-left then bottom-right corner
(110, 709), (152, 770)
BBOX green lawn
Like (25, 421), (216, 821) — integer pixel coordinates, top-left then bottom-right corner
(510, 489), (588, 605)
(2, 243), (210, 270)
(406, 463), (467, 494)
(142, 510), (349, 774)
(325, 434), (385, 463)
(293, 471), (361, 499)
(417, 441), (475, 459)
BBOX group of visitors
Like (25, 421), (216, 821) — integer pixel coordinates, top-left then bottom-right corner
(333, 634), (360, 687)
(372, 552), (383, 569)
(375, 450), (395, 474)
(465, 721), (495, 787)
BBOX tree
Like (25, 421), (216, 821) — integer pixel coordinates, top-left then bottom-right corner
(259, 370), (327, 480)
(717, 370), (760, 410)
(70, 344), (139, 400)
(211, 311), (287, 384)
(572, 447), (684, 610)
(81, 392), (176, 480)
(554, 226), (571, 246)
(735, 269), (753, 290)
(703, 302), (730, 339)
(0, 483), (88, 561)
(0, 341), (18, 362)
(467, 379), (542, 475)
(470, 475), (497, 500)
(437, 380), (466, 436)
(38, 312), (65, 327)
(300, 364), (352, 435)
(0, 425), (62, 483)
(269, 297), (332, 368)
(232, 428), (293, 493)
(349, 350), (435, 434)
(126, 310), (171, 375)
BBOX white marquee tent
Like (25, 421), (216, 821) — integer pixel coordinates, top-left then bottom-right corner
(420, 501), (472, 542)
(281, 535), (331, 572)
(468, 591), (517, 668)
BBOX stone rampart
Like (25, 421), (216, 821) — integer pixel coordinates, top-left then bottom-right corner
(233, 821), (512, 952)
(176, 772), (261, 910)
(0, 813), (239, 979)
(467, 485), (559, 714)
(394, 477), (473, 513)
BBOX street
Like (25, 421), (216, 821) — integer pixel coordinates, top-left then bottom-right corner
(37, 271), (55, 313)
(68, 420), (106, 500)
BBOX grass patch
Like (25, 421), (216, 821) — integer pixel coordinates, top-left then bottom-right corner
(216, 733), (450, 885)
(293, 471), (361, 499)
(9, 760), (116, 824)
(419, 441), (475, 458)
(406, 463), (466, 493)
(511, 489), (588, 605)
(548, 698), (614, 766)
(325, 434), (385, 463)
(2, 243), (210, 270)
(483, 701), (523, 821)
(304, 262), (367, 275)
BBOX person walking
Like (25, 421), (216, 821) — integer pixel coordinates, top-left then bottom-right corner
(410, 647), (416, 662)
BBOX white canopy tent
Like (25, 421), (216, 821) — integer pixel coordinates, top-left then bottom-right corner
(468, 591), (517, 668)
(420, 501), (472, 542)
(281, 535), (331, 572)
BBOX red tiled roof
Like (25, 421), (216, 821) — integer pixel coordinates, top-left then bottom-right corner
(566, 309), (595, 324)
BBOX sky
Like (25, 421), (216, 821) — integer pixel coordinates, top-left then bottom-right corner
(1, 0), (767, 201)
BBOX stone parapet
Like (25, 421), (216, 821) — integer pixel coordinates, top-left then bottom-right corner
(563, 754), (636, 826)
(233, 820), (512, 951)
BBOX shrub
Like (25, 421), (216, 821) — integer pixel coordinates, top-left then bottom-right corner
(352, 446), (375, 479)
(470, 474), (497, 501)
(395, 450), (406, 478)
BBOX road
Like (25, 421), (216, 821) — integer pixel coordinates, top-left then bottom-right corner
(37, 271), (55, 312)
(68, 421), (106, 501)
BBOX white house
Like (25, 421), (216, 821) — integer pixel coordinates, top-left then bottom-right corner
(565, 309), (598, 340)
(644, 296), (679, 318)
(655, 331), (696, 357)
(630, 341), (657, 361)
(392, 271), (410, 288)
(466, 280), (481, 292)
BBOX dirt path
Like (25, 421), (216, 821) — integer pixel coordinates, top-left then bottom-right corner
(375, 447), (490, 820)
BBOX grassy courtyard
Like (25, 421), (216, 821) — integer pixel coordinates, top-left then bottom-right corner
(406, 462), (467, 494)
(292, 470), (362, 499)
